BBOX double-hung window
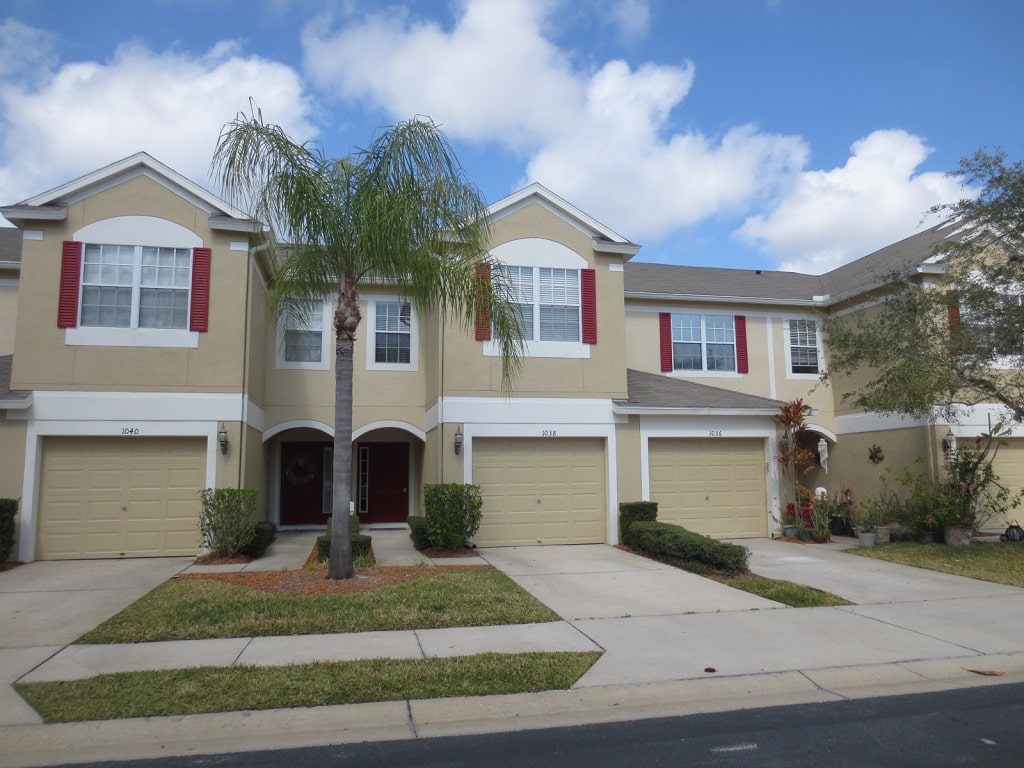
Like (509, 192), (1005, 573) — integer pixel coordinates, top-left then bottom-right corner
(374, 301), (412, 364)
(788, 319), (820, 374)
(283, 302), (325, 363)
(498, 266), (580, 342)
(80, 244), (191, 329)
(671, 314), (736, 372)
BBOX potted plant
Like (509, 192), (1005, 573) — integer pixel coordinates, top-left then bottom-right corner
(941, 424), (1021, 547)
(781, 507), (799, 538)
(853, 500), (881, 547)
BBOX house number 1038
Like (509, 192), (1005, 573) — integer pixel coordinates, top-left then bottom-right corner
(542, 429), (557, 437)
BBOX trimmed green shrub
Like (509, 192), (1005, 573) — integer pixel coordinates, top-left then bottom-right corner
(423, 483), (483, 549)
(316, 531), (373, 563)
(325, 514), (362, 537)
(626, 521), (748, 575)
(0, 498), (17, 562)
(198, 489), (258, 557)
(618, 501), (658, 541)
(408, 515), (431, 551)
(239, 521), (277, 559)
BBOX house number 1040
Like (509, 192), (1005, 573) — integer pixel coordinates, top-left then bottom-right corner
(121, 427), (141, 436)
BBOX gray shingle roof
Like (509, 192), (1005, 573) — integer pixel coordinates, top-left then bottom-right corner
(616, 368), (783, 411)
(0, 355), (29, 404)
(624, 222), (959, 304)
(0, 228), (20, 265)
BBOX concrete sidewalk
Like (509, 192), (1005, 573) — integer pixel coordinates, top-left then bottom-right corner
(182, 532), (319, 574)
(19, 621), (600, 683)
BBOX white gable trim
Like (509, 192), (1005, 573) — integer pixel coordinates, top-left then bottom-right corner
(487, 183), (631, 245)
(21, 152), (250, 221)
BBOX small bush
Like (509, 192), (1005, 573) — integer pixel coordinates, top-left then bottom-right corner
(618, 501), (658, 541)
(239, 522), (276, 559)
(408, 515), (431, 551)
(424, 483), (483, 549)
(626, 521), (748, 575)
(316, 531), (372, 563)
(0, 498), (17, 562)
(198, 489), (258, 558)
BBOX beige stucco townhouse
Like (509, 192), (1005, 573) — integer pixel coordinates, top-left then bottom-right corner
(0, 153), (1018, 561)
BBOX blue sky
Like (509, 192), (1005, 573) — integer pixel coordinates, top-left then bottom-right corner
(0, 0), (1020, 273)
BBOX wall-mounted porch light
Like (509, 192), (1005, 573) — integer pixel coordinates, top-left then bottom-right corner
(218, 422), (229, 455)
(454, 427), (464, 455)
(942, 429), (957, 464)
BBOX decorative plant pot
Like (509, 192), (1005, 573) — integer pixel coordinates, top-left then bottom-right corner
(875, 525), (891, 544)
(858, 531), (876, 547)
(782, 525), (798, 538)
(918, 531), (935, 544)
(797, 529), (812, 542)
(945, 524), (972, 547)
(810, 531), (831, 544)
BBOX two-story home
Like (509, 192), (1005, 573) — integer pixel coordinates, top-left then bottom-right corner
(0, 153), (1016, 562)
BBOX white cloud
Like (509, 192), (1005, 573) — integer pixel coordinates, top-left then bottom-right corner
(0, 31), (317, 211)
(0, 18), (57, 83)
(735, 130), (965, 274)
(302, 0), (809, 241)
(607, 0), (651, 43)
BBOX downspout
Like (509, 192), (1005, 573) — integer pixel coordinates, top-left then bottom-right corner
(438, 312), (444, 483)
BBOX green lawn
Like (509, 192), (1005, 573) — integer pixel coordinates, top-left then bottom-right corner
(850, 542), (1024, 587)
(79, 570), (558, 643)
(725, 574), (852, 607)
(16, 652), (600, 723)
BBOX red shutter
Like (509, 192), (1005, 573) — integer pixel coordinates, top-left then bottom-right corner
(581, 268), (597, 344)
(190, 247), (212, 332)
(474, 263), (491, 341)
(735, 315), (749, 373)
(57, 241), (82, 328)
(946, 290), (961, 329)
(659, 312), (673, 372)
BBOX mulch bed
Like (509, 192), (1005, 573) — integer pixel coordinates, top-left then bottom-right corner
(420, 546), (479, 558)
(179, 544), (490, 596)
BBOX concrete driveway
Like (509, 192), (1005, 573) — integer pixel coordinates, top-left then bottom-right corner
(740, 538), (1023, 604)
(0, 557), (189, 725)
(478, 545), (780, 620)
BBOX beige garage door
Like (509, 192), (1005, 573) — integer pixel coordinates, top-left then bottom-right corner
(967, 438), (1024, 531)
(37, 437), (206, 560)
(649, 438), (768, 539)
(473, 437), (606, 546)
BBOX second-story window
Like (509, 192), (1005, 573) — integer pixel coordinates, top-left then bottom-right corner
(284, 302), (325, 363)
(788, 318), (820, 374)
(80, 244), (192, 329)
(497, 266), (581, 343)
(374, 301), (412, 364)
(671, 314), (736, 372)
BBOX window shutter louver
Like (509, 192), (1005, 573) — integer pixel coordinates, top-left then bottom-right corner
(57, 240), (82, 328)
(735, 315), (749, 373)
(189, 247), (212, 332)
(581, 268), (597, 344)
(474, 263), (492, 341)
(659, 312), (673, 372)
(946, 290), (961, 329)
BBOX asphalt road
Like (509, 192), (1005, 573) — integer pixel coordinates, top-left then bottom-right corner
(59, 681), (1024, 768)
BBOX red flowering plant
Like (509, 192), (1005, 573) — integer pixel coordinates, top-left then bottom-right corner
(775, 399), (817, 522)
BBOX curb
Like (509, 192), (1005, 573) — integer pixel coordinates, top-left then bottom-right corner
(3, 653), (1024, 767)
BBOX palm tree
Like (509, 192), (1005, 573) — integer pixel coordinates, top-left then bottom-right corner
(213, 107), (523, 579)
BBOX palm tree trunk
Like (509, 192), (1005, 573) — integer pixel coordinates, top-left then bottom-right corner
(329, 280), (361, 579)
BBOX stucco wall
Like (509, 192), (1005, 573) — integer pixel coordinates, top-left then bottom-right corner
(12, 175), (253, 392)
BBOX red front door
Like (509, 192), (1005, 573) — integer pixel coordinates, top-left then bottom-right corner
(280, 442), (330, 526)
(361, 442), (409, 524)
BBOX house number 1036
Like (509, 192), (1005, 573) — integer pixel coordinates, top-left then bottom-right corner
(708, 429), (723, 437)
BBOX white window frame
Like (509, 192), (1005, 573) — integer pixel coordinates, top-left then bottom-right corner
(783, 317), (826, 380)
(483, 265), (589, 359)
(66, 243), (199, 349)
(276, 300), (331, 371)
(669, 313), (739, 378)
(365, 295), (419, 371)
